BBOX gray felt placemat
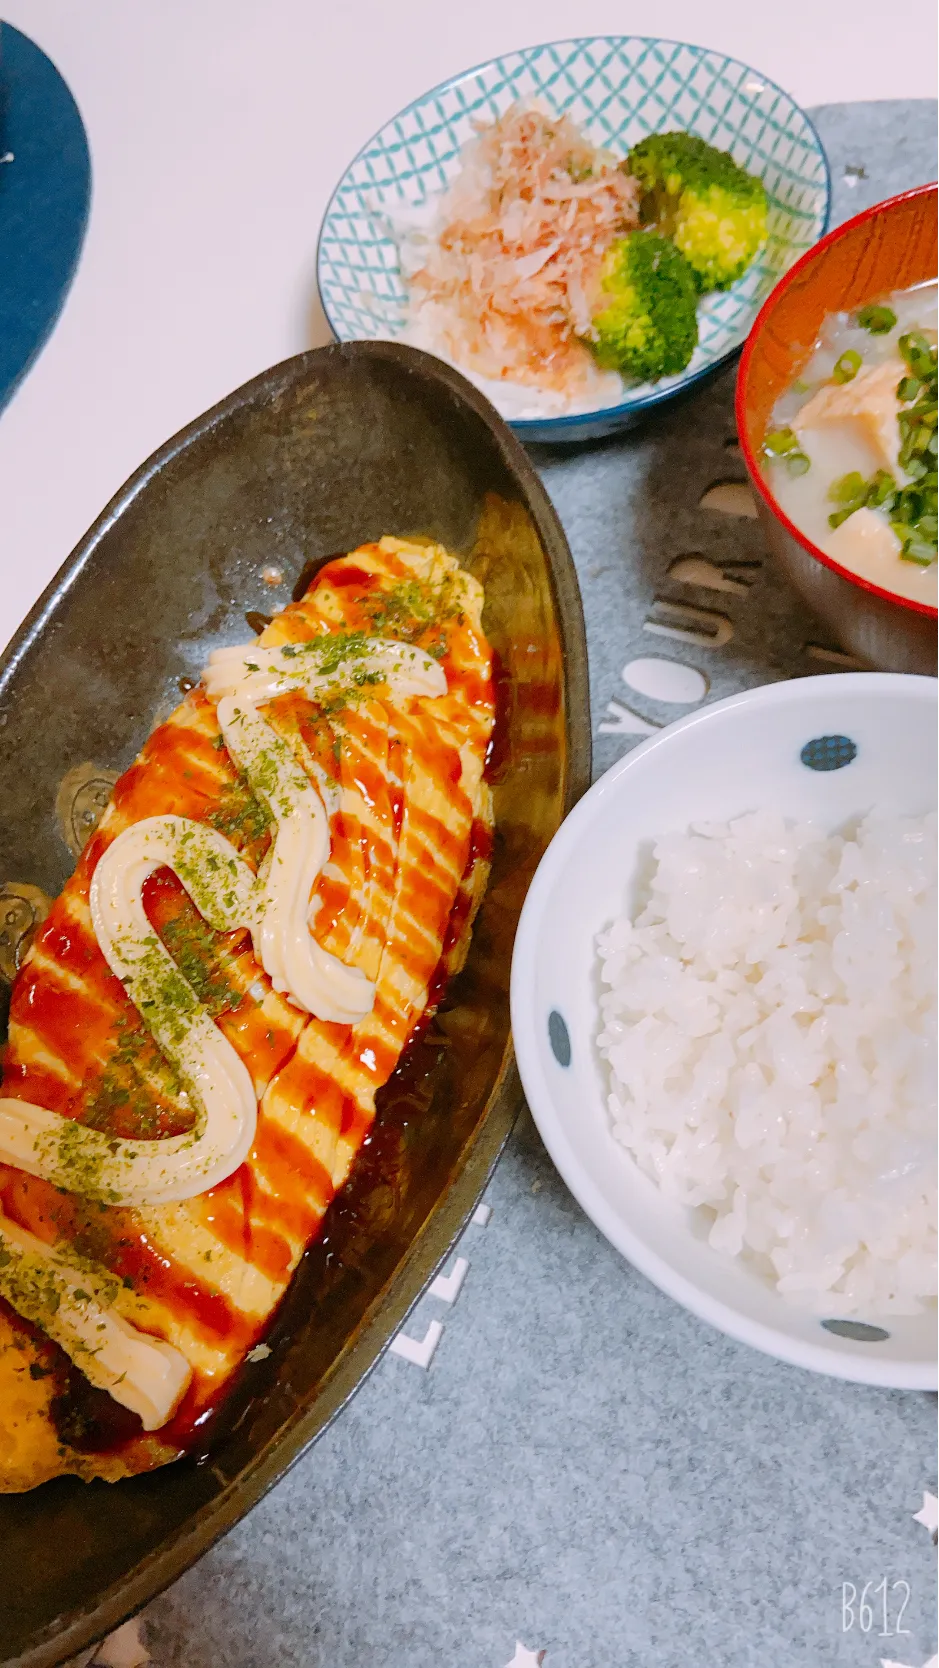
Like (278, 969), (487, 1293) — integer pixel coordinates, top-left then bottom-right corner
(141, 101), (938, 1668)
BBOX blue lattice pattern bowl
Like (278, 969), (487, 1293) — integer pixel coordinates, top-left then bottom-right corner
(318, 37), (831, 441)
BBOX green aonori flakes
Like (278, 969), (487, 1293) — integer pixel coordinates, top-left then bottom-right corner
(360, 574), (463, 650)
(160, 908), (243, 1021)
(209, 775), (273, 852)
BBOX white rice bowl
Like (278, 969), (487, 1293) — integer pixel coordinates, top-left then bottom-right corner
(596, 810), (937, 1319)
(510, 674), (938, 1385)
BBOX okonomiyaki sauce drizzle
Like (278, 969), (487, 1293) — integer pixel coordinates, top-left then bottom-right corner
(0, 540), (495, 1458)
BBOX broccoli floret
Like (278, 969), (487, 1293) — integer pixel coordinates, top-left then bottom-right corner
(627, 131), (768, 293)
(587, 232), (699, 383)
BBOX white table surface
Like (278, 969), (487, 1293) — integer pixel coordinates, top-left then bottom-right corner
(0, 0), (936, 650)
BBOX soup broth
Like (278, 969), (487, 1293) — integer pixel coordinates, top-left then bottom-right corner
(764, 281), (938, 606)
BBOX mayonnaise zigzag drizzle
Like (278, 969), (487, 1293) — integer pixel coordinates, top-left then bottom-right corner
(0, 631), (448, 1428)
(0, 1217), (190, 1430)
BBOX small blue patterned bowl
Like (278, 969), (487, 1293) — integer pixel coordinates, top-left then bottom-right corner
(317, 37), (831, 442)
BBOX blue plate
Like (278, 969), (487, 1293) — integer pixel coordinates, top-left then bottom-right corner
(318, 37), (830, 442)
(0, 22), (91, 412)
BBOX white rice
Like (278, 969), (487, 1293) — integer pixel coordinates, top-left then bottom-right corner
(596, 810), (937, 1317)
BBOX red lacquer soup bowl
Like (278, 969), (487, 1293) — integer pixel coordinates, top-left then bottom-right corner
(736, 183), (938, 674)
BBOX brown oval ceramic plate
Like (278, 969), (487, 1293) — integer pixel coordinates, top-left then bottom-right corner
(0, 341), (589, 1667)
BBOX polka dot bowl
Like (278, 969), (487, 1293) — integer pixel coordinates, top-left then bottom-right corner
(317, 36), (831, 442)
(510, 673), (937, 1387)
